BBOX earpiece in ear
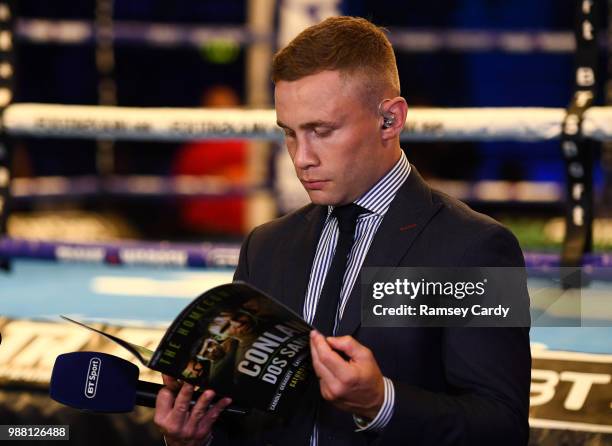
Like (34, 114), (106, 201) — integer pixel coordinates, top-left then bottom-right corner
(382, 114), (395, 129)
(378, 98), (395, 129)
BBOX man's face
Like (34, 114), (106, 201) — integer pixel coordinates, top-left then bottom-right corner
(228, 313), (254, 336)
(275, 70), (385, 206)
(209, 312), (254, 337)
(203, 340), (225, 360)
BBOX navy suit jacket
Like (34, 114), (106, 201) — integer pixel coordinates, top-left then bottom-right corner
(215, 167), (531, 446)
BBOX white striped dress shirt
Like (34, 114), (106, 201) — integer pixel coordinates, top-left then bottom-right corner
(304, 151), (411, 445)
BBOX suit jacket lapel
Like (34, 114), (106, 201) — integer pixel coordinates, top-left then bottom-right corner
(282, 204), (327, 316)
(337, 167), (443, 336)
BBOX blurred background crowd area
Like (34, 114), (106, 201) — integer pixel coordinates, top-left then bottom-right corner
(6, 0), (611, 251)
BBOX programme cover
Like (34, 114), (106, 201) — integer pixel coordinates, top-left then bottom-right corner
(62, 281), (315, 416)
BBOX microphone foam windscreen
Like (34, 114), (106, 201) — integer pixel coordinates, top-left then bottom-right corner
(50, 351), (139, 413)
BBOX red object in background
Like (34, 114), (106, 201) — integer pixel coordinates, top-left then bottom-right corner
(172, 140), (247, 235)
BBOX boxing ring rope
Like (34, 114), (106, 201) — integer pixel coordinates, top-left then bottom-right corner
(3, 234), (612, 269)
(9, 175), (265, 200)
(8, 176), (562, 203)
(15, 18), (607, 54)
(0, 237), (240, 268)
(2, 103), (612, 142)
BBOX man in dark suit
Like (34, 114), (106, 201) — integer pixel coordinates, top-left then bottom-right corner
(155, 16), (531, 446)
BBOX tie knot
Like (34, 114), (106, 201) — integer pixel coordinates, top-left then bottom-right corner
(332, 203), (366, 234)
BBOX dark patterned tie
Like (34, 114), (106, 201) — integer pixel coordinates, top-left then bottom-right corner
(312, 203), (366, 336)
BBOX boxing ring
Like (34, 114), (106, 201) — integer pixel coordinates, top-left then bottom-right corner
(0, 1), (611, 445)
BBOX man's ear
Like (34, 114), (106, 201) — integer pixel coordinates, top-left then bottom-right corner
(380, 97), (408, 139)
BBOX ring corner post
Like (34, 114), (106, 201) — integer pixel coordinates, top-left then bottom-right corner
(559, 0), (602, 287)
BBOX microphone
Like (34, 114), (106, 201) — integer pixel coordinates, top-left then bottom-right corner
(50, 351), (247, 415)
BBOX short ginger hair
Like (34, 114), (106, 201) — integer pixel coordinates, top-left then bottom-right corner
(271, 16), (400, 109)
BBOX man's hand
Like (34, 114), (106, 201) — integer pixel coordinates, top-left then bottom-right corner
(154, 375), (232, 446)
(310, 330), (385, 420)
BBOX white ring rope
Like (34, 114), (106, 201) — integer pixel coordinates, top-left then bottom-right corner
(4, 103), (612, 142)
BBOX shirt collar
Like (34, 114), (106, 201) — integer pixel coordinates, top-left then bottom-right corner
(327, 151), (411, 218)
